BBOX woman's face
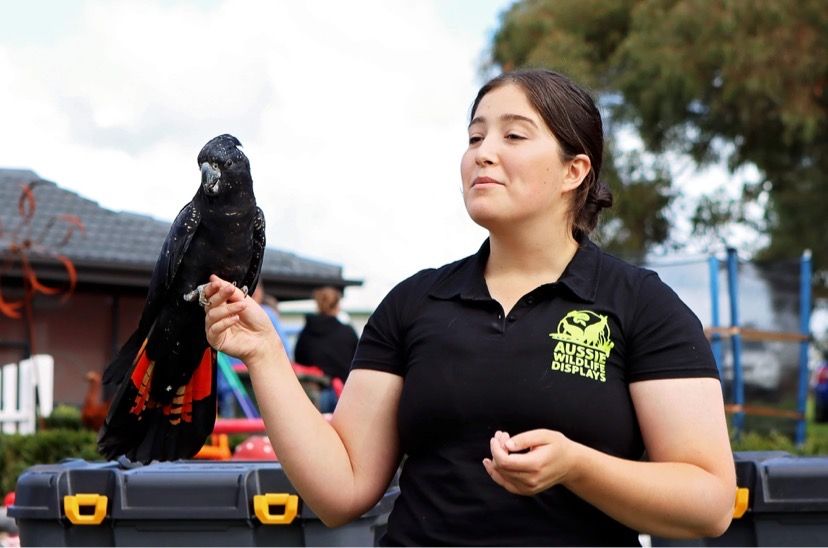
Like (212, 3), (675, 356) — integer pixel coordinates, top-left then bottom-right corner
(460, 83), (581, 233)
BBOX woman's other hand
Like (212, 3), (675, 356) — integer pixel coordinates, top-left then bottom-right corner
(483, 429), (577, 496)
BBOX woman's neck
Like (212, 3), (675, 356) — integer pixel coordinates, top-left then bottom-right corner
(484, 225), (579, 315)
(487, 225), (578, 277)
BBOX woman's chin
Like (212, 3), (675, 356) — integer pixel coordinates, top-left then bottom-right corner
(465, 208), (503, 232)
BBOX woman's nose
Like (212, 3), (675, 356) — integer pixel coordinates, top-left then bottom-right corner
(474, 138), (496, 167)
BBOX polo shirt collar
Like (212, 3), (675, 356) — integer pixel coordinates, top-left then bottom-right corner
(429, 236), (601, 303)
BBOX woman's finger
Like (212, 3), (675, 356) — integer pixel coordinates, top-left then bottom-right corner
(506, 429), (550, 452)
(208, 300), (246, 319)
(203, 278), (222, 300)
(490, 434), (511, 463)
(206, 314), (240, 341)
(205, 275), (247, 304)
(205, 282), (240, 311)
(483, 458), (522, 495)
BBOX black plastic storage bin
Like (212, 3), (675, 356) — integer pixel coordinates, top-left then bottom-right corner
(653, 451), (828, 547)
(8, 459), (398, 547)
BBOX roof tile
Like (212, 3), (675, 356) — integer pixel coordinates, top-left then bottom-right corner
(0, 169), (348, 283)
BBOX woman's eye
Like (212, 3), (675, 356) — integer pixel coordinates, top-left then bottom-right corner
(505, 133), (525, 141)
(468, 135), (482, 145)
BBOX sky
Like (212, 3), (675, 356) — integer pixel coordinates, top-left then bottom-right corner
(0, 0), (516, 311)
(1, 0), (824, 340)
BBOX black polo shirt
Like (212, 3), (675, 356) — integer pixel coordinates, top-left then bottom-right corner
(352, 238), (718, 546)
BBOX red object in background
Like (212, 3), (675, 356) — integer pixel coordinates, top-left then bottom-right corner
(232, 435), (277, 461)
(293, 363), (344, 397)
(81, 371), (109, 431)
(817, 365), (828, 385)
(291, 363), (325, 378)
(332, 377), (344, 397)
(3, 491), (14, 507)
(213, 418), (267, 434)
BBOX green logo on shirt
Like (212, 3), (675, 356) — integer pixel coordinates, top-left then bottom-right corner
(549, 310), (614, 383)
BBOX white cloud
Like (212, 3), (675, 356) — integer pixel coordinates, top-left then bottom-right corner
(0, 0), (503, 309)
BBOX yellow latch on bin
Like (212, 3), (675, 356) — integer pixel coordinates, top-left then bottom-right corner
(63, 494), (108, 525)
(732, 487), (749, 519)
(254, 493), (299, 525)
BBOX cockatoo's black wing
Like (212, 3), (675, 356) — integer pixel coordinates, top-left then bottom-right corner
(101, 203), (201, 387)
(241, 206), (266, 294)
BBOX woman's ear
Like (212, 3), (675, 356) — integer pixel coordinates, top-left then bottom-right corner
(562, 154), (591, 192)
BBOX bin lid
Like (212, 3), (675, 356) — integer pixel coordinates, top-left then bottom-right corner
(734, 453), (828, 512)
(9, 459), (398, 522)
(760, 456), (828, 509)
(9, 459), (295, 521)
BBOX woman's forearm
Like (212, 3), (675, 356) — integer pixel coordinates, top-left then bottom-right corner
(563, 442), (735, 538)
(204, 277), (398, 525)
(243, 335), (366, 526)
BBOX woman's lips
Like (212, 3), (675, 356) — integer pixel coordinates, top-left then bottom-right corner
(472, 176), (502, 187)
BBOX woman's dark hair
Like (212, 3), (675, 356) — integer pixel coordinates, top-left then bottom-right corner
(470, 69), (613, 238)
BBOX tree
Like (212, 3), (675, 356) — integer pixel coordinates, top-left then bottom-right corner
(488, 0), (828, 290)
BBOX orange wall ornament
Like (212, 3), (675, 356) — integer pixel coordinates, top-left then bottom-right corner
(0, 181), (85, 351)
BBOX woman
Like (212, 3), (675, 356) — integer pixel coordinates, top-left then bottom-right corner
(294, 286), (358, 384)
(203, 69), (736, 546)
(294, 286), (358, 412)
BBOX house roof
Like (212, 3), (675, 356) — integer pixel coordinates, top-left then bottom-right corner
(0, 169), (359, 299)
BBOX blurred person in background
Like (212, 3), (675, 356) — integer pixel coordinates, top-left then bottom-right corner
(293, 286), (358, 412)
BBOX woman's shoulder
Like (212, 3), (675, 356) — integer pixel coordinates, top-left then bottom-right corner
(592, 244), (693, 316)
(585, 243), (676, 307)
(389, 253), (477, 298)
(595, 244), (658, 283)
(360, 253), (478, 339)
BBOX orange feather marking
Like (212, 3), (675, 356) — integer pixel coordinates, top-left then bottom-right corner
(192, 348), (214, 401)
(129, 346), (154, 416)
(159, 349), (213, 425)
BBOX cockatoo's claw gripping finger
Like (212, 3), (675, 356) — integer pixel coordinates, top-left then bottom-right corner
(229, 281), (249, 298)
(183, 283), (211, 308)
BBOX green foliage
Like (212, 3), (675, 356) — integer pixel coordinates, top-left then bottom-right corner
(490, 0), (636, 87)
(593, 145), (674, 261)
(42, 404), (83, 430)
(729, 398), (828, 456)
(731, 430), (797, 453)
(0, 429), (99, 495)
(731, 427), (828, 456)
(489, 0), (828, 284)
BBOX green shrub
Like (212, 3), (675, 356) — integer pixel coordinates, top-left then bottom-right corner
(0, 429), (99, 495)
(731, 430), (797, 453)
(802, 421), (828, 455)
(730, 423), (828, 456)
(42, 404), (83, 430)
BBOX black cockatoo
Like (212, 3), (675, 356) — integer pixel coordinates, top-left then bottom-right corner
(98, 134), (266, 462)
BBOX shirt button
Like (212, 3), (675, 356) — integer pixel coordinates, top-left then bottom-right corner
(508, 315), (515, 322)
(497, 313), (503, 320)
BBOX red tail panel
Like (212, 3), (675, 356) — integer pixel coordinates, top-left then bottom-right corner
(191, 348), (214, 400)
(159, 348), (213, 425)
(129, 341), (154, 416)
(129, 338), (150, 385)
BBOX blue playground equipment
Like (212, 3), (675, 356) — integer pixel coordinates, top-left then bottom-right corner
(707, 248), (813, 446)
(217, 352), (259, 419)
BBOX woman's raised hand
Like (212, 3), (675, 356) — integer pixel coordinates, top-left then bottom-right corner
(203, 274), (281, 363)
